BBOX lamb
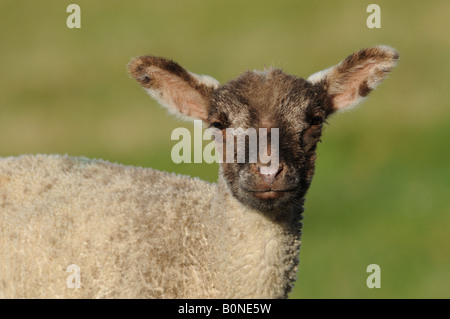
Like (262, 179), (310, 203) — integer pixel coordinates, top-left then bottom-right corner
(0, 46), (398, 298)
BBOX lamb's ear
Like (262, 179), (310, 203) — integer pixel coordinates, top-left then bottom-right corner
(307, 46), (399, 113)
(128, 56), (220, 121)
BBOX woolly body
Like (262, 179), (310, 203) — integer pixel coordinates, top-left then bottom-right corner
(0, 155), (301, 298)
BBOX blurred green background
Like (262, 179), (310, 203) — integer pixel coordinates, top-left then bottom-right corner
(0, 0), (449, 298)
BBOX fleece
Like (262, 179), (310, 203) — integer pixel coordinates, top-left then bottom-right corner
(0, 155), (302, 298)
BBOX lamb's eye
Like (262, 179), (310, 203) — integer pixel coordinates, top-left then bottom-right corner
(310, 116), (324, 126)
(209, 122), (225, 130)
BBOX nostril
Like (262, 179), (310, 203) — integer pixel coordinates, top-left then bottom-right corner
(275, 164), (284, 177)
(258, 164), (284, 182)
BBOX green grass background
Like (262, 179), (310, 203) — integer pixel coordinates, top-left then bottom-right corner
(0, 0), (449, 298)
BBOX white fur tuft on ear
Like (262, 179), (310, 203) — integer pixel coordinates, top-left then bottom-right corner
(189, 72), (221, 89)
(307, 66), (333, 85)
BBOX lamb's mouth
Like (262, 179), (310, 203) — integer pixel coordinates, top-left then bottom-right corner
(242, 188), (296, 200)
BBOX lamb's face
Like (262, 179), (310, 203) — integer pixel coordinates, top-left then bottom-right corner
(208, 70), (330, 211)
(128, 46), (398, 213)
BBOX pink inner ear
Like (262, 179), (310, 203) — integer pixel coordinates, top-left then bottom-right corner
(333, 85), (359, 109)
(179, 99), (209, 120)
(150, 67), (209, 121)
(168, 86), (209, 120)
(331, 61), (378, 110)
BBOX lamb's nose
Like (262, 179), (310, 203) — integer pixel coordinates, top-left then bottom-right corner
(258, 163), (284, 184)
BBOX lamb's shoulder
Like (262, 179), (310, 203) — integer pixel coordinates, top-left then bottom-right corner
(0, 154), (217, 298)
(0, 154), (215, 216)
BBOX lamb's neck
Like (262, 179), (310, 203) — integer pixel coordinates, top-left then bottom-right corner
(211, 175), (303, 299)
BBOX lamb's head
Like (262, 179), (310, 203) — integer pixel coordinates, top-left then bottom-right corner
(129, 46), (398, 213)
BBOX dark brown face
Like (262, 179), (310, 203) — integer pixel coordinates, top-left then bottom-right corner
(129, 46), (398, 214)
(208, 69), (331, 212)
